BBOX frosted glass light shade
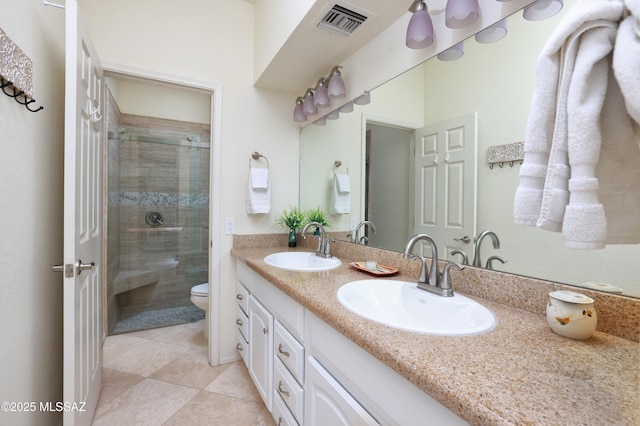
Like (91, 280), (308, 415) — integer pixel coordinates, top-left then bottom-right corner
(475, 19), (508, 43)
(523, 0), (564, 20)
(326, 109), (339, 120)
(438, 41), (464, 61)
(313, 116), (326, 126)
(328, 67), (346, 99)
(406, 8), (434, 49)
(293, 97), (306, 122)
(354, 91), (371, 105)
(445, 0), (479, 29)
(338, 101), (354, 113)
(302, 90), (317, 115)
(314, 79), (330, 108)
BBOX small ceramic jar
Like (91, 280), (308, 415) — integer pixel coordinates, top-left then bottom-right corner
(546, 290), (597, 340)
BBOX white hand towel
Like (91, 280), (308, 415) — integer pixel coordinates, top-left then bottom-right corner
(514, 0), (626, 249)
(595, 71), (640, 245)
(246, 169), (271, 214)
(613, 3), (640, 128)
(335, 173), (350, 193)
(330, 175), (350, 214)
(250, 167), (269, 189)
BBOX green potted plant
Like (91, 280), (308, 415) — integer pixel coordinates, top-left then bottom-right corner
(275, 206), (305, 247)
(305, 207), (331, 235)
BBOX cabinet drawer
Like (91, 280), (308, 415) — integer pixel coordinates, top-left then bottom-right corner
(236, 304), (248, 342)
(273, 391), (299, 426)
(275, 321), (304, 384)
(236, 281), (249, 315)
(274, 358), (304, 424)
(236, 330), (248, 366)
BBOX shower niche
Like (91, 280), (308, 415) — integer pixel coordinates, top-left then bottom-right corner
(105, 74), (212, 335)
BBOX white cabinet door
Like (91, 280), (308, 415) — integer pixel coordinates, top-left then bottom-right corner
(249, 295), (273, 410)
(305, 357), (378, 426)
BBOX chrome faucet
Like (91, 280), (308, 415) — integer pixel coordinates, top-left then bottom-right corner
(351, 220), (376, 244)
(301, 222), (333, 258)
(472, 230), (500, 268)
(450, 249), (469, 265)
(485, 255), (506, 270)
(403, 234), (464, 297)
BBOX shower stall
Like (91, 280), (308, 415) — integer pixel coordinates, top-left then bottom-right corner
(106, 116), (210, 335)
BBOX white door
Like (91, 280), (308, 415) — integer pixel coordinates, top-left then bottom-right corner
(61, 1), (104, 424)
(413, 113), (477, 261)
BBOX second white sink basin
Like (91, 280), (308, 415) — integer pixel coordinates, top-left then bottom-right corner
(337, 279), (496, 336)
(264, 252), (342, 272)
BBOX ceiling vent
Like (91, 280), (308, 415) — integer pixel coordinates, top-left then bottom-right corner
(317, 4), (368, 36)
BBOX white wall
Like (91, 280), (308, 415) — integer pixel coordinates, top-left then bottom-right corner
(0, 1), (66, 425)
(77, 0), (300, 362)
(106, 75), (212, 124)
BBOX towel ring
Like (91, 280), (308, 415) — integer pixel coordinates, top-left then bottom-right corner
(249, 151), (269, 169)
(334, 160), (349, 176)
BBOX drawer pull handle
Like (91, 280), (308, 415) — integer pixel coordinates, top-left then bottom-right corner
(236, 294), (243, 300)
(236, 319), (243, 326)
(278, 380), (290, 397)
(278, 343), (290, 357)
(236, 343), (243, 351)
(278, 417), (283, 426)
(263, 327), (269, 335)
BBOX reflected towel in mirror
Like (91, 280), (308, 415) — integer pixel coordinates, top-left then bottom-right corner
(330, 174), (350, 214)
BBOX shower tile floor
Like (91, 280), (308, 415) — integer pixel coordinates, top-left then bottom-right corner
(112, 305), (205, 335)
(94, 320), (274, 425)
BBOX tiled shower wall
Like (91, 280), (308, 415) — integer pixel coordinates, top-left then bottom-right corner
(106, 89), (210, 333)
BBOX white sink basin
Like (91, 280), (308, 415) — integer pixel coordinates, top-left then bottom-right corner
(337, 279), (496, 336)
(264, 252), (342, 272)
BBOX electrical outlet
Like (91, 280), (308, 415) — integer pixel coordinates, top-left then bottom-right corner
(350, 217), (358, 230)
(225, 217), (236, 235)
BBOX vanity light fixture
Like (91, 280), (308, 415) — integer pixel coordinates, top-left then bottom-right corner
(445, 0), (479, 29)
(406, 0), (434, 49)
(314, 78), (330, 108)
(438, 41), (465, 61)
(293, 97), (307, 122)
(292, 65), (347, 123)
(475, 18), (508, 43)
(523, 0), (564, 21)
(328, 66), (346, 99)
(354, 91), (371, 105)
(302, 89), (318, 116)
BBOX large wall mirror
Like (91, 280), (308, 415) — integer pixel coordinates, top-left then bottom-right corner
(300, 0), (640, 298)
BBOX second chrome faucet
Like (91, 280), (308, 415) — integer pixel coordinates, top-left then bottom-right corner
(403, 234), (463, 297)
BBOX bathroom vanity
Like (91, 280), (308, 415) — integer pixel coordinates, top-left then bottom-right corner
(231, 241), (639, 425)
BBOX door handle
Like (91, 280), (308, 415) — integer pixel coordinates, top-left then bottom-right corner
(76, 259), (96, 275)
(454, 236), (471, 244)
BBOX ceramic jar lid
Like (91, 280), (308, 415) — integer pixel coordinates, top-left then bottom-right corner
(549, 290), (594, 304)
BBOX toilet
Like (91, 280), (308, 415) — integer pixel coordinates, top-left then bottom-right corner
(190, 283), (209, 339)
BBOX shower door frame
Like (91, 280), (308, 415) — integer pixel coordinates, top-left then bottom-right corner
(103, 63), (222, 366)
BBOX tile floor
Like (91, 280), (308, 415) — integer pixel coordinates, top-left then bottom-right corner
(93, 320), (275, 425)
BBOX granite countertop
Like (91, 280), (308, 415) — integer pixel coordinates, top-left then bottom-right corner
(231, 246), (639, 425)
